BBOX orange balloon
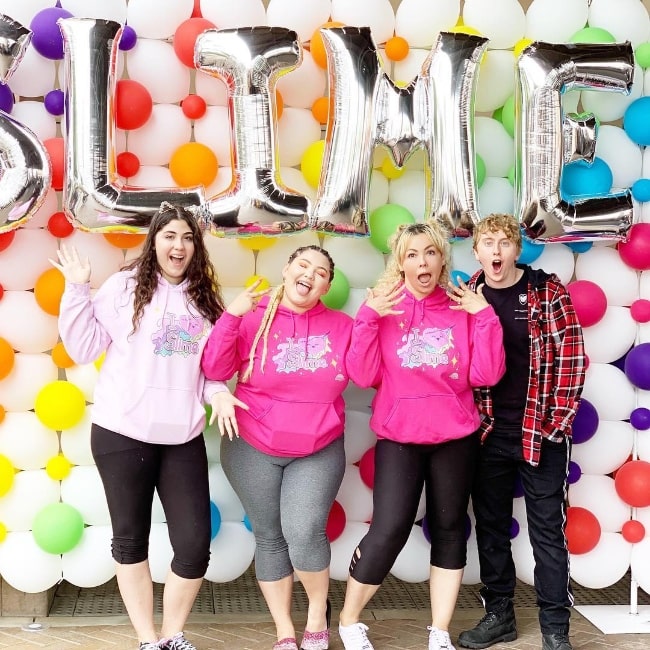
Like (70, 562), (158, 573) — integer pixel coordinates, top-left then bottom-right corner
(0, 404), (5, 425)
(103, 232), (146, 249)
(169, 142), (218, 188)
(311, 96), (329, 125)
(51, 342), (75, 369)
(385, 36), (409, 61)
(34, 268), (65, 316)
(0, 337), (15, 380)
(309, 21), (345, 69)
(276, 90), (284, 120)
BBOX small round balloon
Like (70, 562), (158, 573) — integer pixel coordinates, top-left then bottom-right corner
(32, 502), (84, 554)
(0, 337), (15, 380)
(614, 460), (650, 508)
(630, 407), (650, 431)
(622, 519), (645, 544)
(210, 501), (221, 540)
(46, 454), (72, 481)
(0, 454), (15, 497)
(368, 204), (415, 254)
(34, 380), (86, 431)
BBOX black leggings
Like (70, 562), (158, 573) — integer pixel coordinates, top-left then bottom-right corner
(91, 424), (211, 579)
(349, 433), (479, 585)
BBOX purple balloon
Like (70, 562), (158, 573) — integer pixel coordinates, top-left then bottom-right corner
(30, 7), (74, 60)
(568, 461), (582, 485)
(422, 517), (430, 543)
(0, 83), (13, 113)
(119, 25), (137, 51)
(44, 89), (64, 115)
(631, 407), (650, 431)
(510, 517), (520, 539)
(572, 398), (599, 444)
(625, 343), (650, 390)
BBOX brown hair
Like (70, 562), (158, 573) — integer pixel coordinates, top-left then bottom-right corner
(472, 213), (522, 253)
(123, 202), (225, 333)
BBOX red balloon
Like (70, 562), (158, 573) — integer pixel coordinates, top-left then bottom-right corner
(116, 151), (141, 178)
(621, 519), (646, 544)
(47, 211), (74, 238)
(0, 284), (4, 301)
(618, 223), (650, 271)
(191, 0), (202, 17)
(614, 460), (650, 507)
(359, 446), (375, 489)
(181, 94), (207, 120)
(173, 18), (216, 68)
(43, 137), (64, 191)
(115, 80), (153, 130)
(326, 500), (346, 542)
(567, 280), (607, 327)
(565, 506), (601, 555)
(0, 231), (15, 252)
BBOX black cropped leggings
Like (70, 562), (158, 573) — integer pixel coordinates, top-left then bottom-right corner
(349, 433), (479, 585)
(91, 424), (211, 579)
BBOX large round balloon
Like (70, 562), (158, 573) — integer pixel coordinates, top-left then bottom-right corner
(32, 502), (84, 554)
(614, 460), (650, 507)
(34, 380), (86, 431)
(565, 506), (601, 555)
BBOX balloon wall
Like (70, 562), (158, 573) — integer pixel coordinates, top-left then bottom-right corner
(1, 0), (650, 598)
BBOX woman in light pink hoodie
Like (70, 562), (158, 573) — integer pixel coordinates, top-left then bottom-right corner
(337, 221), (505, 650)
(202, 245), (353, 650)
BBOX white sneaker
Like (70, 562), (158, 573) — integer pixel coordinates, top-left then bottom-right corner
(427, 626), (456, 650)
(338, 622), (374, 650)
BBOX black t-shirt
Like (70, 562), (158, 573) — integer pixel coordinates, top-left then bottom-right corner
(482, 272), (530, 431)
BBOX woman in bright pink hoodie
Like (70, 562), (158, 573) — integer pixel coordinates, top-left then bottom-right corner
(202, 245), (353, 650)
(337, 221), (506, 650)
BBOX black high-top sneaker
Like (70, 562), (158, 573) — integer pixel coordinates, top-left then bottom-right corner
(457, 598), (517, 649)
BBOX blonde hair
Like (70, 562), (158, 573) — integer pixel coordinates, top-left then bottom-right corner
(472, 213), (522, 253)
(240, 246), (335, 383)
(376, 220), (451, 292)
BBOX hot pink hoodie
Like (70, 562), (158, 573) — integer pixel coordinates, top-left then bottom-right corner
(202, 296), (353, 457)
(346, 285), (505, 445)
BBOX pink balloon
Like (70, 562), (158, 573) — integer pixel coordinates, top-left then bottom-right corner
(567, 280), (607, 327)
(618, 223), (650, 271)
(631, 299), (650, 323)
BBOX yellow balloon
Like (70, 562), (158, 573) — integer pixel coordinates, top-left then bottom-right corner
(381, 156), (405, 180)
(245, 275), (271, 292)
(34, 380), (86, 431)
(46, 454), (72, 481)
(238, 236), (277, 251)
(449, 25), (482, 37)
(300, 140), (325, 189)
(514, 38), (533, 58)
(0, 522), (6, 543)
(0, 455), (15, 497)
(94, 351), (106, 371)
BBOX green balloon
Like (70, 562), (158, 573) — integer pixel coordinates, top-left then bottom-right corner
(369, 204), (415, 254)
(492, 106), (503, 123)
(476, 154), (486, 188)
(32, 503), (84, 554)
(321, 267), (350, 310)
(570, 27), (616, 44)
(501, 95), (515, 138)
(635, 42), (650, 69)
(507, 166), (515, 186)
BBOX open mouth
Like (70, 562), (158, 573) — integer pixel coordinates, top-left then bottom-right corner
(296, 280), (312, 296)
(417, 273), (432, 284)
(492, 260), (502, 272)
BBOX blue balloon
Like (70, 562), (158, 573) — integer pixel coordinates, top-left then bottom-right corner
(632, 179), (650, 203)
(560, 158), (613, 200)
(210, 501), (221, 540)
(243, 513), (252, 532)
(450, 269), (470, 285)
(518, 236), (544, 264)
(565, 241), (593, 254)
(624, 96), (650, 145)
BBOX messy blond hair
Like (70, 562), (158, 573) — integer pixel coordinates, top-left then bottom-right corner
(472, 213), (522, 253)
(375, 220), (451, 292)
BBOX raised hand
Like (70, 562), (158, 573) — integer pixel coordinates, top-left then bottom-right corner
(447, 279), (489, 314)
(365, 281), (406, 317)
(209, 391), (249, 440)
(49, 244), (91, 285)
(226, 278), (272, 317)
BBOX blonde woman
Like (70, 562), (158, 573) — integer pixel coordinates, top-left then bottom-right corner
(202, 246), (353, 650)
(338, 221), (506, 650)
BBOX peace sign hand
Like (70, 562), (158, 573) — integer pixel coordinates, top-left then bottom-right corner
(49, 244), (91, 285)
(226, 278), (272, 317)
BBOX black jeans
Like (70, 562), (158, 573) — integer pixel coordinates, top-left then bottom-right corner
(472, 430), (573, 634)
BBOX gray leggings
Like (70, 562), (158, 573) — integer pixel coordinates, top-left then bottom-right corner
(220, 434), (345, 582)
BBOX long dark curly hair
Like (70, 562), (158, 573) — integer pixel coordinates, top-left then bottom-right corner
(123, 202), (225, 333)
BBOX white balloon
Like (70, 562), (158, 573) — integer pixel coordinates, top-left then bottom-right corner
(0, 353), (57, 412)
(588, 0), (650, 49)
(256, 231), (321, 285)
(0, 531), (61, 593)
(474, 117), (514, 178)
(571, 420), (634, 477)
(128, 104), (193, 167)
(11, 100), (57, 142)
(200, 0), (266, 28)
(67, 231), (125, 289)
(205, 237), (255, 287)
(277, 53), (326, 109)
(390, 525), (430, 583)
(525, 0), (589, 42)
(478, 177), (515, 219)
(393, 48), (430, 87)
(451, 237), (481, 278)
(64, 364), (99, 403)
(148, 522), (174, 583)
(638, 430), (650, 463)
(336, 465), (373, 523)
(574, 245), (639, 307)
(280, 166), (316, 202)
(61, 466), (110, 526)
(329, 521), (370, 581)
(475, 50), (516, 113)
(0, 229), (57, 291)
(23, 188), (57, 230)
(208, 463), (245, 522)
(205, 522), (256, 582)
(0, 291), (58, 353)
(6, 46), (56, 99)
(343, 410), (376, 464)
(571, 532), (631, 589)
(60, 408), (94, 466)
(265, 0), (331, 43)
(631, 536), (650, 595)
(61, 524), (115, 588)
(340, 288), (369, 318)
(529, 243), (575, 286)
(322, 236), (385, 289)
(463, 530), (481, 585)
(130, 165), (176, 189)
(60, 0), (128, 22)
(126, 0), (194, 40)
(126, 39), (191, 104)
(582, 307), (636, 364)
(395, 0), (460, 48)
(568, 474), (631, 533)
(0, 469), (60, 531)
(368, 170), (390, 215)
(581, 63), (643, 124)
(331, 0), (396, 45)
(463, 0), (525, 50)
(0, 0), (53, 26)
(388, 171), (426, 219)
(195, 72), (228, 106)
(595, 125), (642, 191)
(278, 108), (322, 168)
(0, 412), (58, 471)
(192, 106), (231, 169)
(582, 363), (636, 422)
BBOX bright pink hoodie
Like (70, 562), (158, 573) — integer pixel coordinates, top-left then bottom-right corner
(202, 296), (353, 457)
(347, 285), (505, 445)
